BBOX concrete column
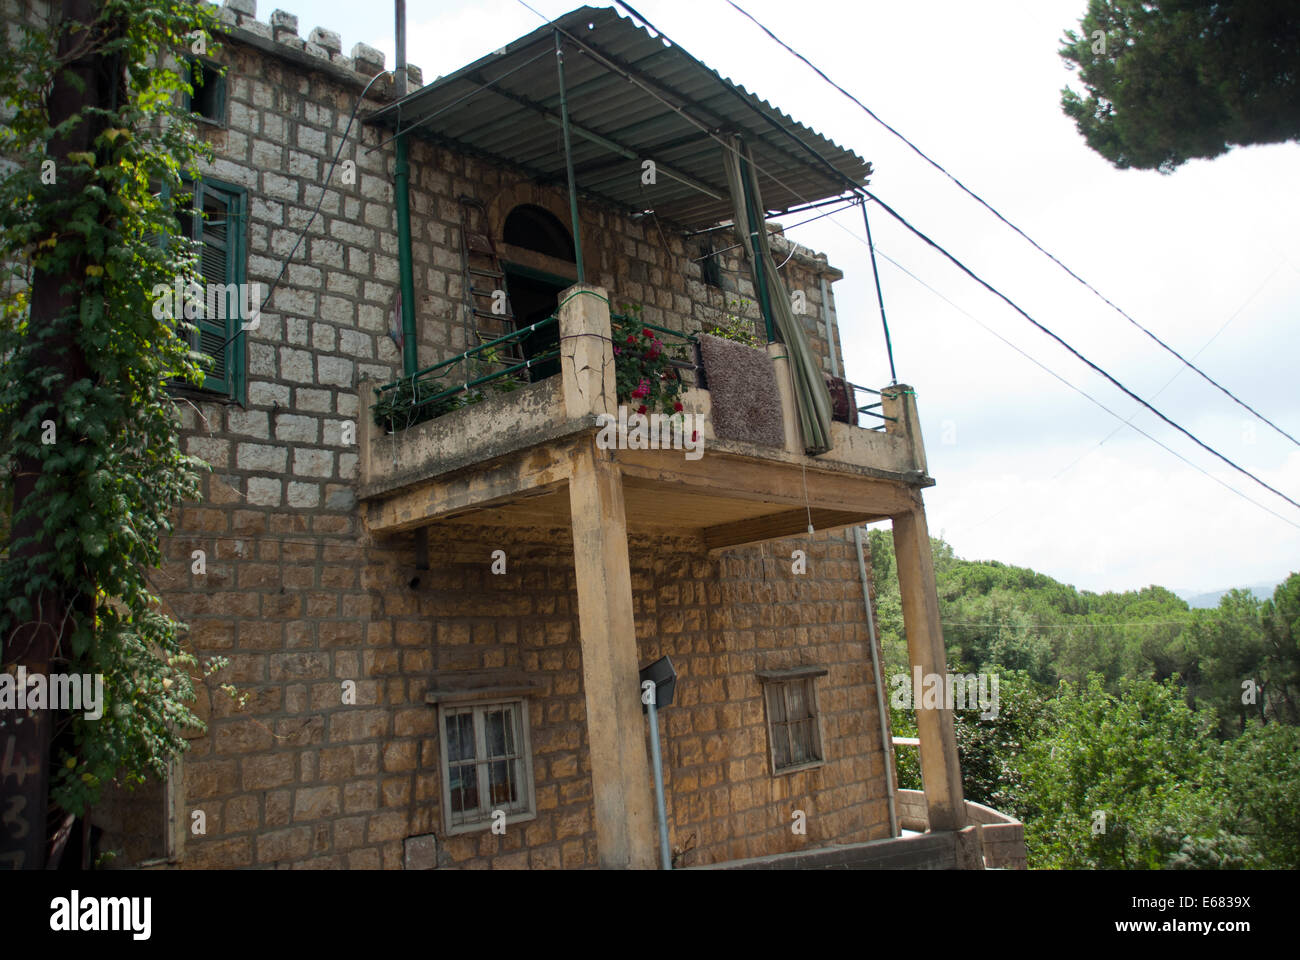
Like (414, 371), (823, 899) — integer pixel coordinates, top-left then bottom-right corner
(355, 378), (375, 486)
(767, 342), (800, 454)
(881, 383), (927, 476)
(558, 284), (615, 421)
(567, 437), (656, 868)
(891, 498), (967, 832)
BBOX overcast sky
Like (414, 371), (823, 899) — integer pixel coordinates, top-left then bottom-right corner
(301, 0), (1300, 595)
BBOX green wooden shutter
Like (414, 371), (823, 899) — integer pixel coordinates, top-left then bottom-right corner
(183, 180), (246, 401)
(192, 186), (234, 396)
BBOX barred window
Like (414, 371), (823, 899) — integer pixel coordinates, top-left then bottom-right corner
(439, 699), (536, 834)
(759, 669), (826, 775)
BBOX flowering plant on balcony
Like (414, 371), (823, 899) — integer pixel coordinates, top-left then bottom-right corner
(611, 303), (688, 416)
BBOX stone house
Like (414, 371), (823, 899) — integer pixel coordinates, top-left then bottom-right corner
(84, 1), (1024, 869)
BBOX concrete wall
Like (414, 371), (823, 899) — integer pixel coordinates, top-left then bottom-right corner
(894, 788), (1028, 870)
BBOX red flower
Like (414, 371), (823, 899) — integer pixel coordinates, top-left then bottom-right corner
(626, 334), (636, 345)
(613, 346), (622, 356)
(637, 404), (648, 415)
(673, 401), (683, 412)
(691, 430), (699, 443)
(642, 327), (654, 339)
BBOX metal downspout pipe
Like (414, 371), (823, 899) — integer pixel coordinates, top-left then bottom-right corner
(855, 525), (899, 838)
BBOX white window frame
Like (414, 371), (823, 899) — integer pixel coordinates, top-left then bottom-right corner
(760, 672), (827, 776)
(437, 698), (537, 836)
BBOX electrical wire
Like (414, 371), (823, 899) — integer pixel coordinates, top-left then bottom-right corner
(956, 259), (1288, 534)
(208, 67), (395, 359)
(723, 0), (1300, 449)
(863, 189), (1300, 514)
(865, 239), (1300, 532)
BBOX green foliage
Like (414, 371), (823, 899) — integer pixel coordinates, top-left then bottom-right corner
(612, 303), (687, 415)
(867, 527), (1298, 867)
(1260, 573), (1300, 724)
(1059, 1), (1300, 171)
(952, 671), (1049, 813)
(1021, 676), (1230, 869)
(1219, 720), (1300, 868)
(0, 0), (228, 815)
(700, 298), (759, 346)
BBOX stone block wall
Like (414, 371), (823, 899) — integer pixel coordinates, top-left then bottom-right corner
(136, 516), (890, 869)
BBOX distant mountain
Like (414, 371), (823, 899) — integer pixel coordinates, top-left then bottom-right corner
(1175, 581), (1282, 609)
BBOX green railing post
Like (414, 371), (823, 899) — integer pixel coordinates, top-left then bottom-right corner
(554, 30), (586, 283)
(395, 130), (418, 377)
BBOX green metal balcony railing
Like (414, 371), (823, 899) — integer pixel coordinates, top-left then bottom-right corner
(850, 382), (897, 432)
(372, 315), (559, 431)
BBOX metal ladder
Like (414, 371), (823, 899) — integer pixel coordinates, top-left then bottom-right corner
(457, 196), (525, 371)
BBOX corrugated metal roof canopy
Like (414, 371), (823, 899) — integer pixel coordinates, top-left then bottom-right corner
(366, 5), (871, 231)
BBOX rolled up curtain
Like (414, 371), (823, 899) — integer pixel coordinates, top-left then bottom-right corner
(720, 135), (834, 455)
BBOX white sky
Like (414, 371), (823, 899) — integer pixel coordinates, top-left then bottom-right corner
(294, 0), (1300, 595)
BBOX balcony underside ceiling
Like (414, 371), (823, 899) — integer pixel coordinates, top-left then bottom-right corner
(364, 437), (916, 551)
(435, 479), (882, 551)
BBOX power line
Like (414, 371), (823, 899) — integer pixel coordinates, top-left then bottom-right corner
(940, 620), (1201, 630)
(955, 259), (1288, 534)
(863, 236), (1300, 532)
(863, 189), (1300, 515)
(723, 0), (1300, 450)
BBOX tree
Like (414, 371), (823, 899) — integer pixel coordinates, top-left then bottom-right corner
(1185, 589), (1268, 735)
(0, 0), (229, 867)
(1260, 573), (1300, 724)
(1059, 1), (1300, 172)
(1020, 675), (1235, 869)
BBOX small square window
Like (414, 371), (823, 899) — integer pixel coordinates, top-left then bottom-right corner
(699, 242), (723, 288)
(760, 673), (825, 775)
(438, 699), (537, 834)
(184, 58), (226, 125)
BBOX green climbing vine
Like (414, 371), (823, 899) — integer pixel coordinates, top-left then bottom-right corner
(0, 1), (237, 816)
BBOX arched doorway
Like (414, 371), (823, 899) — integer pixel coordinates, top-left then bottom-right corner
(502, 205), (575, 381)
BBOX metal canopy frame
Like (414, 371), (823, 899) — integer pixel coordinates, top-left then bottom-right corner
(364, 5), (872, 234)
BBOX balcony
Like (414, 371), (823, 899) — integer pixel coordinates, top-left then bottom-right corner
(355, 284), (933, 545)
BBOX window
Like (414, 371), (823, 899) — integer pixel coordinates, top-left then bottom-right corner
(175, 179), (247, 401)
(759, 668), (827, 775)
(438, 699), (537, 834)
(698, 242), (723, 288)
(183, 58), (226, 125)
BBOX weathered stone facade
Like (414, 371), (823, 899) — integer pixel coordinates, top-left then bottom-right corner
(83, 2), (894, 869)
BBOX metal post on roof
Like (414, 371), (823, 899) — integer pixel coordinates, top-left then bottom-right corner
(553, 30), (586, 283)
(394, 0), (418, 376)
(859, 195), (897, 383)
(738, 146), (776, 342)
